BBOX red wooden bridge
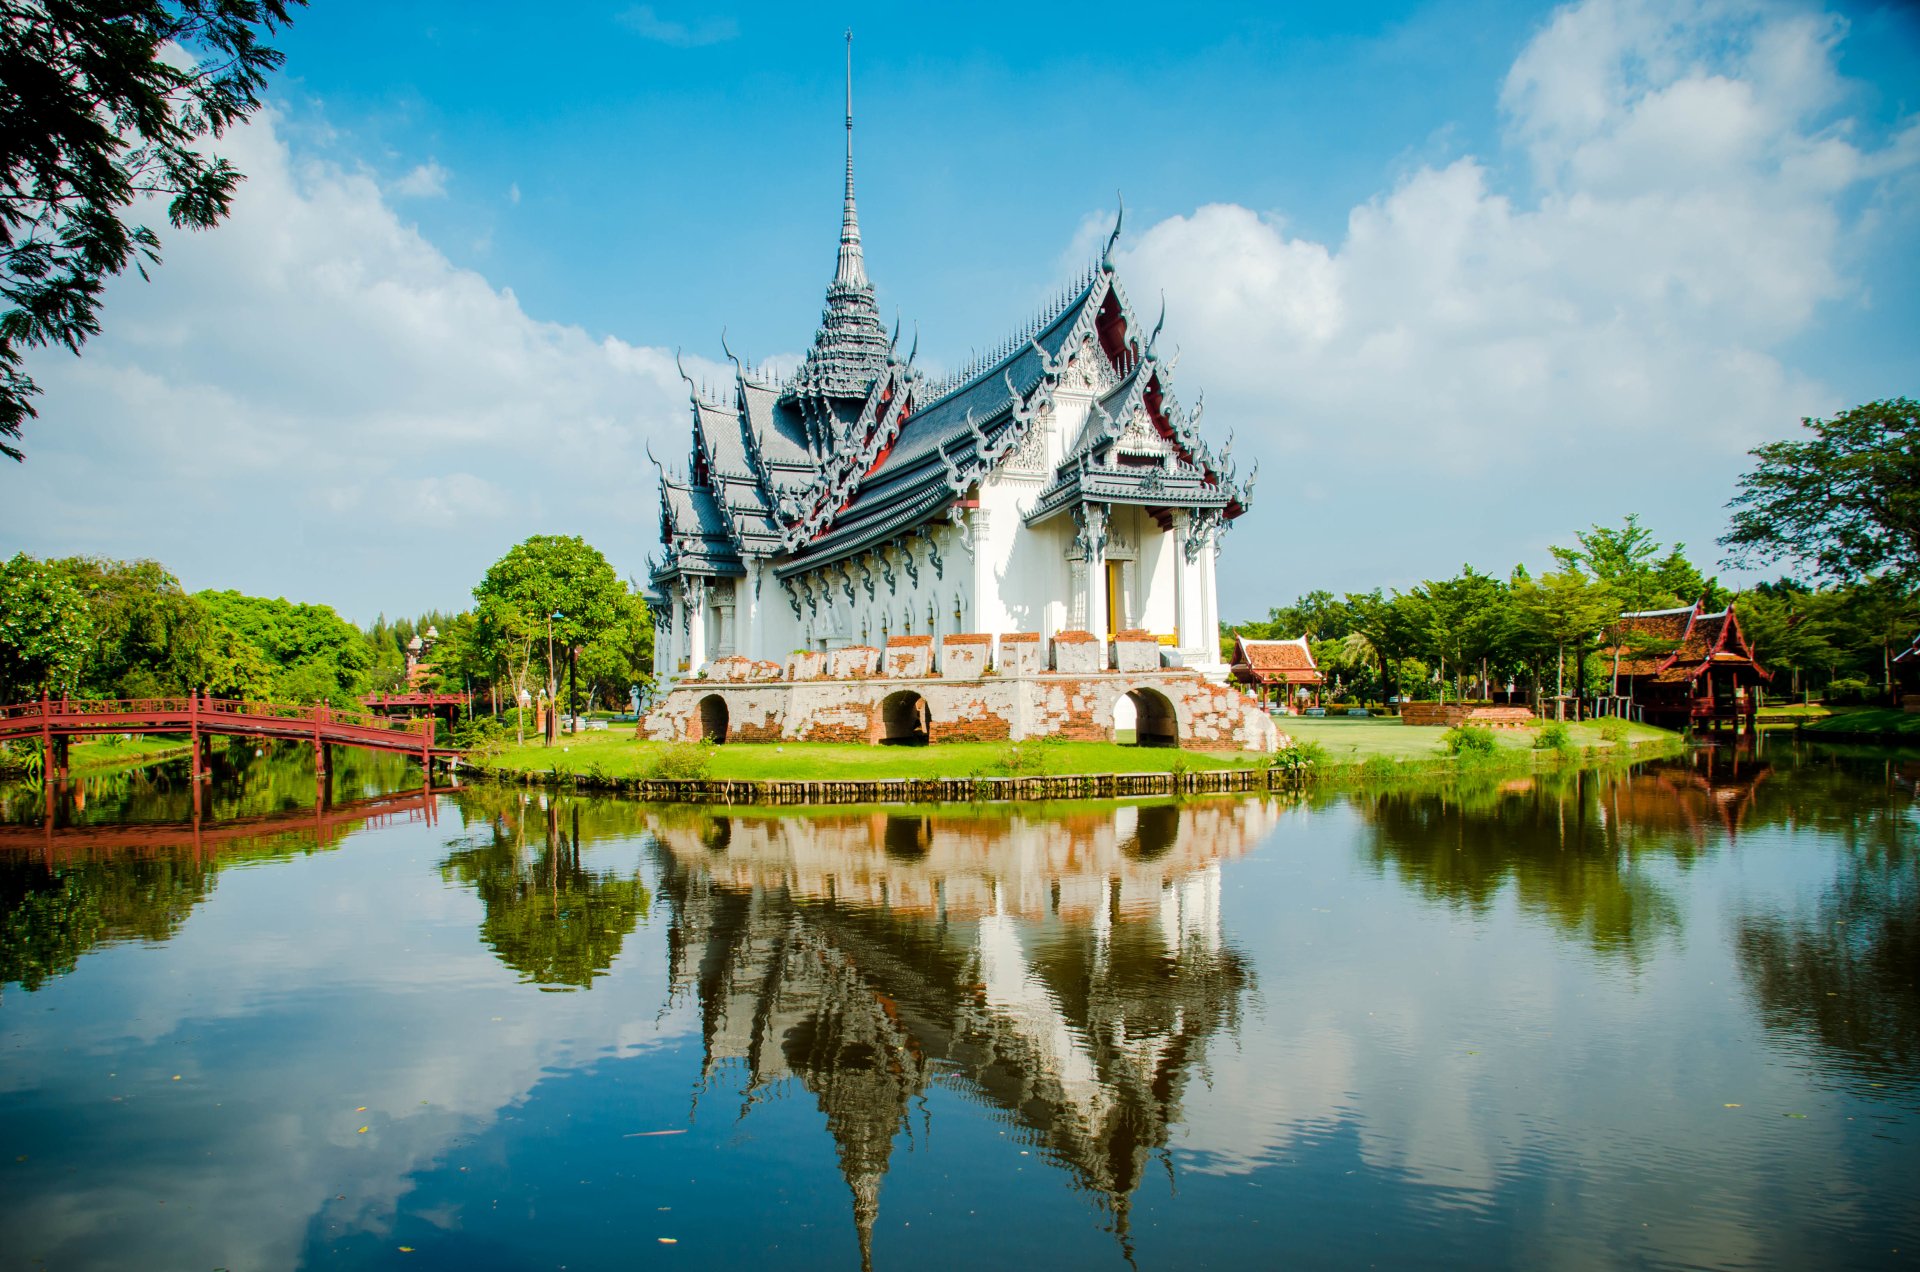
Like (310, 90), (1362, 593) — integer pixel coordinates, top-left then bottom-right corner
(361, 690), (470, 716)
(0, 692), (461, 781)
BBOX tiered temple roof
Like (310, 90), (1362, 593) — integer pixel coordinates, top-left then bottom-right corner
(649, 57), (1251, 599)
(1604, 603), (1771, 686)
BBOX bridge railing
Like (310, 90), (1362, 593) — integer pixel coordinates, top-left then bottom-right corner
(1, 694), (432, 737)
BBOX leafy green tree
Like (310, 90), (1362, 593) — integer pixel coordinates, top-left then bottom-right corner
(0, 552), (91, 698)
(1514, 569), (1619, 719)
(1722, 398), (1920, 586)
(1552, 514), (1709, 614)
(1410, 566), (1509, 703)
(473, 535), (626, 742)
(1343, 590), (1424, 703)
(196, 589), (370, 703)
(1, 0), (303, 461)
(577, 582), (654, 709)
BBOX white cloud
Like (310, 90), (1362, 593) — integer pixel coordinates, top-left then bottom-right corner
(1116, 0), (1917, 601)
(6, 109), (709, 618)
(389, 159), (449, 199)
(615, 5), (738, 48)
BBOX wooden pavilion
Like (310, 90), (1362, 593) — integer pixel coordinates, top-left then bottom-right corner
(1229, 635), (1324, 710)
(1602, 603), (1771, 729)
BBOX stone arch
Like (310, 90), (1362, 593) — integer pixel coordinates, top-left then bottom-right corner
(1121, 686), (1179, 748)
(883, 815), (931, 859)
(695, 694), (729, 744)
(877, 690), (931, 746)
(1121, 802), (1180, 859)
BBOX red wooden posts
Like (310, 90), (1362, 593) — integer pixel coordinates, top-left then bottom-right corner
(39, 689), (52, 785)
(189, 689), (204, 783)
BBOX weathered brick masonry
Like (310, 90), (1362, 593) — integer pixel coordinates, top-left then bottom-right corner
(642, 631), (1282, 752)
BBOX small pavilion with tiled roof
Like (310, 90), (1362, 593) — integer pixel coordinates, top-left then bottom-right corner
(1229, 635), (1324, 708)
(1602, 602), (1771, 728)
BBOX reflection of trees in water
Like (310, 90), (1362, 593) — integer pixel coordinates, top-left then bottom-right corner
(1735, 756), (1919, 1101)
(438, 798), (649, 991)
(1, 743), (445, 995)
(1358, 768), (1686, 961)
(647, 801), (1266, 1268)
(0, 741), (418, 827)
(0, 852), (213, 991)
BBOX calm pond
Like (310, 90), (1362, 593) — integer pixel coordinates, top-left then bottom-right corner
(1, 740), (1915, 1270)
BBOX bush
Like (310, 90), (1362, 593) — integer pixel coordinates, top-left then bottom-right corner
(1269, 739), (1327, 780)
(450, 715), (509, 750)
(1358, 754), (1398, 785)
(1824, 677), (1875, 706)
(1000, 739), (1052, 776)
(1597, 718), (1629, 744)
(649, 741), (712, 781)
(1443, 725), (1499, 757)
(1533, 721), (1578, 757)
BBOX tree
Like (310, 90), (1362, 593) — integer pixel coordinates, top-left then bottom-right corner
(472, 536), (626, 744)
(196, 589), (370, 703)
(1721, 399), (1920, 586)
(1410, 566), (1509, 703)
(1513, 569), (1619, 719)
(0, 552), (91, 697)
(577, 583), (654, 711)
(1, 0), (303, 461)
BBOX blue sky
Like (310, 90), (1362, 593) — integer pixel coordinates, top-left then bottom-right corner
(4, 0), (1918, 623)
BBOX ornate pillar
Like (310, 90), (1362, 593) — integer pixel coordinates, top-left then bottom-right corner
(670, 586), (687, 678)
(1072, 503), (1110, 647)
(1172, 513), (1190, 652)
(684, 577), (708, 674)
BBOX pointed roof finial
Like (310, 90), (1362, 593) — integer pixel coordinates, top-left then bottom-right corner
(834, 29), (867, 290)
(1102, 191), (1125, 270)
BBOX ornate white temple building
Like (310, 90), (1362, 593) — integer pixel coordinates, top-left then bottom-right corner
(641, 48), (1270, 750)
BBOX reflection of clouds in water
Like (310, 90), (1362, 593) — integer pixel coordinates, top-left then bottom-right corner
(1169, 774), (1907, 1269)
(0, 812), (690, 1272)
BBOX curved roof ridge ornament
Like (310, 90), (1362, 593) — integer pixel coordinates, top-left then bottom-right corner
(1030, 334), (1062, 379)
(673, 348), (697, 398)
(1148, 291), (1166, 351)
(719, 327), (743, 377)
(1102, 192), (1124, 271)
(906, 323), (919, 367)
(889, 311), (901, 353)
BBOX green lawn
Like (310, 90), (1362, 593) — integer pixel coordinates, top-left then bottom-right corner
(1279, 715), (1673, 760)
(1800, 707), (1920, 738)
(469, 715), (1680, 784)
(471, 732), (1267, 781)
(68, 735), (196, 772)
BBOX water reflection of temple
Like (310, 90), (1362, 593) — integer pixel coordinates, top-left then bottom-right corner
(648, 799), (1280, 1268)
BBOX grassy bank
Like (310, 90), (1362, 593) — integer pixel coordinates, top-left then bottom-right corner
(0, 733), (199, 778)
(1799, 707), (1920, 740)
(465, 716), (1684, 790)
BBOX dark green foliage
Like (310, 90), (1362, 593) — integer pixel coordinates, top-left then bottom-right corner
(0, 552), (91, 697)
(1443, 725), (1500, 757)
(1534, 721), (1576, 755)
(1722, 398), (1920, 586)
(196, 589), (369, 703)
(649, 741), (712, 780)
(1, 0), (303, 460)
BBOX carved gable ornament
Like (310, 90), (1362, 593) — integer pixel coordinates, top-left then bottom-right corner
(1059, 334), (1114, 395)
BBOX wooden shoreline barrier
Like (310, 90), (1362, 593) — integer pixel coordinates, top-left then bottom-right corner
(466, 766), (1286, 805)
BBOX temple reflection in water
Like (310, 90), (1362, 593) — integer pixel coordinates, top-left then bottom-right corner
(645, 799), (1282, 1266)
